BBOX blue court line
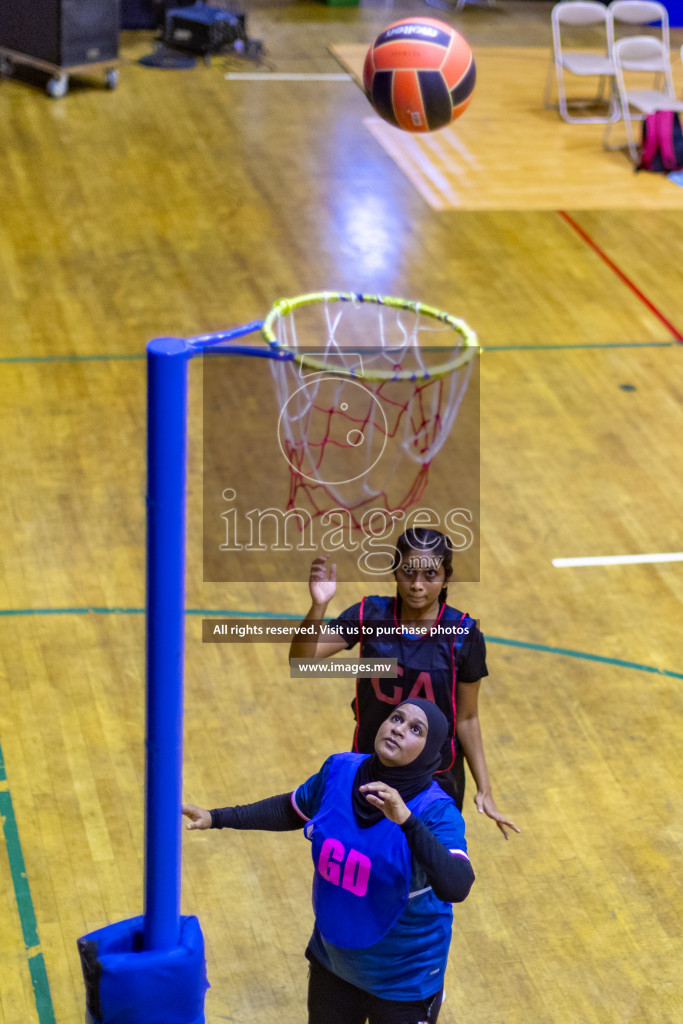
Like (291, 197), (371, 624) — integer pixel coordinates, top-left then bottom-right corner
(0, 744), (56, 1024)
(0, 341), (675, 365)
(1, 605), (681, 680)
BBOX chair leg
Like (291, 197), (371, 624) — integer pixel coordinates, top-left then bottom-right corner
(664, 68), (676, 99)
(603, 118), (615, 150)
(555, 65), (572, 122)
(597, 76), (620, 122)
(604, 104), (640, 161)
(607, 80), (621, 124)
(603, 95), (626, 149)
(623, 108), (640, 163)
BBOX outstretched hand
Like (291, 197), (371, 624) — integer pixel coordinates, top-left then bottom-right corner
(360, 782), (410, 825)
(182, 803), (212, 831)
(475, 792), (520, 840)
(309, 556), (337, 605)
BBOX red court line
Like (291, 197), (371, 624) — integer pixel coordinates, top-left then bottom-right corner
(558, 210), (683, 343)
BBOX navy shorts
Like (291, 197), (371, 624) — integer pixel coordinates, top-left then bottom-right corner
(306, 951), (443, 1024)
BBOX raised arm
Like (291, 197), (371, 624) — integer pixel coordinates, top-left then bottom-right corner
(183, 759), (334, 837)
(182, 794), (304, 833)
(455, 679), (520, 840)
(288, 556), (350, 660)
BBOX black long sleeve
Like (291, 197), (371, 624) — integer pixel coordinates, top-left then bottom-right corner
(210, 793), (305, 832)
(400, 813), (475, 903)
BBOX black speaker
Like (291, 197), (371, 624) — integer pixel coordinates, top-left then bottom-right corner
(164, 5), (245, 55)
(0, 0), (120, 66)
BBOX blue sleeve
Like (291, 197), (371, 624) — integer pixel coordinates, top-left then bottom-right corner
(419, 797), (468, 856)
(324, 602), (362, 650)
(291, 755), (334, 821)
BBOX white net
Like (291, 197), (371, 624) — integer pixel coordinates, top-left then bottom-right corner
(265, 293), (478, 529)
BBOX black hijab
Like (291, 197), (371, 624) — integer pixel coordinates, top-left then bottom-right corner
(351, 698), (449, 828)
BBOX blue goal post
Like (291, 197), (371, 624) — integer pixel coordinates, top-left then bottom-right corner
(77, 321), (284, 1024)
(144, 323), (280, 951)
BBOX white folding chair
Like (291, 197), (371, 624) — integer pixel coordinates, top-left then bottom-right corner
(604, 35), (683, 160)
(545, 1), (619, 123)
(607, 0), (670, 56)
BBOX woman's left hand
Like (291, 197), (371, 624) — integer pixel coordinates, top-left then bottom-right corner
(182, 803), (212, 830)
(475, 791), (521, 840)
(360, 782), (411, 825)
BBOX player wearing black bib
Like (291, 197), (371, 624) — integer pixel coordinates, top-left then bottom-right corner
(289, 528), (519, 839)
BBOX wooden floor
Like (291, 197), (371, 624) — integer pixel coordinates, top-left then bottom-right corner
(1, 2), (682, 1022)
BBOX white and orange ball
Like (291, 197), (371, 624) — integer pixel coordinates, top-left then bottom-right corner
(362, 17), (476, 134)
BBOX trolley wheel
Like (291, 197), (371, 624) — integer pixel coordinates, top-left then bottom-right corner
(0, 55), (14, 77)
(47, 75), (68, 98)
(105, 68), (119, 90)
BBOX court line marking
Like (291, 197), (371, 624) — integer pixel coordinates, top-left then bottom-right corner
(0, 741), (56, 1024)
(0, 354), (145, 364)
(483, 635), (683, 678)
(435, 128), (481, 169)
(0, 341), (673, 366)
(558, 211), (683, 343)
(363, 117), (462, 209)
(224, 72), (353, 81)
(363, 120), (453, 209)
(0, 606), (681, 680)
(553, 552), (683, 567)
(484, 341), (672, 351)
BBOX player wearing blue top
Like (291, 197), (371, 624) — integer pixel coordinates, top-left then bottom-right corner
(183, 699), (475, 1024)
(289, 528), (519, 839)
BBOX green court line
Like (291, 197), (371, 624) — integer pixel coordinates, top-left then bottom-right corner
(28, 955), (56, 1024)
(1, 605), (681, 679)
(0, 353), (145, 364)
(484, 341), (673, 351)
(0, 744), (56, 1024)
(0, 606), (146, 615)
(0, 341), (674, 365)
(485, 635), (683, 679)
